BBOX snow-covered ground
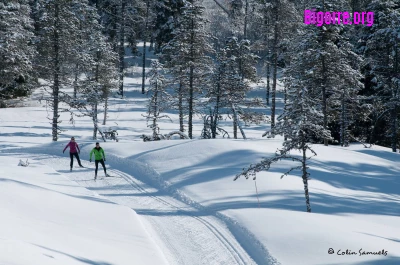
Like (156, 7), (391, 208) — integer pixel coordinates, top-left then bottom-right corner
(1, 44), (400, 265)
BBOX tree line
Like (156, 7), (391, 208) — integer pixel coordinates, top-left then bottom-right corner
(1, 0), (399, 148)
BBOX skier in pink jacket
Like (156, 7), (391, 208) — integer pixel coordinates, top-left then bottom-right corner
(63, 137), (83, 171)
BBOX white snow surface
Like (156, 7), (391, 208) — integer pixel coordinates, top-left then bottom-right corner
(1, 44), (400, 265)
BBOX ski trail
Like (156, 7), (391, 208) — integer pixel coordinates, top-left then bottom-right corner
(91, 169), (251, 265)
(107, 170), (250, 265)
(5, 151), (278, 265)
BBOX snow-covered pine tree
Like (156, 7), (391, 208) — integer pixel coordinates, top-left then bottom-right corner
(360, 0), (400, 151)
(225, 0), (259, 39)
(208, 36), (264, 139)
(282, 0), (364, 146)
(235, 82), (332, 213)
(36, 0), (81, 141)
(140, 0), (153, 94)
(161, 0), (213, 139)
(320, 37), (365, 147)
(153, 0), (185, 52)
(91, 0), (140, 97)
(79, 44), (118, 140)
(0, 0), (36, 101)
(207, 50), (227, 139)
(255, 0), (298, 127)
(143, 60), (173, 140)
(36, 0), (116, 141)
(162, 40), (188, 137)
(66, 5), (118, 140)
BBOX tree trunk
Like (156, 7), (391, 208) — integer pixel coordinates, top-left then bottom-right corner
(188, 64), (194, 139)
(93, 102), (98, 140)
(212, 96), (220, 139)
(111, 5), (118, 52)
(212, 68), (222, 138)
(391, 105), (397, 152)
(301, 135), (311, 213)
(118, 0), (126, 97)
(188, 18), (195, 139)
(93, 50), (100, 140)
(340, 90), (346, 146)
(238, 119), (246, 139)
(284, 87), (287, 141)
(178, 81), (184, 137)
(232, 102), (237, 139)
(243, 0), (248, 39)
(141, 0), (150, 94)
(103, 96), (108, 125)
(52, 3), (60, 142)
(232, 104), (246, 139)
(321, 0), (329, 146)
(321, 56), (328, 146)
(153, 90), (158, 138)
(233, 113), (238, 139)
(392, 41), (399, 152)
(266, 55), (270, 106)
(264, 7), (270, 106)
(271, 8), (278, 129)
(149, 34), (154, 51)
(73, 64), (78, 98)
(142, 40), (147, 94)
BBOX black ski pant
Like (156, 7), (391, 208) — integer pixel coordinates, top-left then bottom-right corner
(70, 152), (82, 168)
(95, 159), (106, 176)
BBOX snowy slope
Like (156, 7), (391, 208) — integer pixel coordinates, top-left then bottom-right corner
(0, 155), (167, 265)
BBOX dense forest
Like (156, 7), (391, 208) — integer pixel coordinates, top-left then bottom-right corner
(1, 0), (399, 151)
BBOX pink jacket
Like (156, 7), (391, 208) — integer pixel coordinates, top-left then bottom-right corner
(63, 141), (80, 153)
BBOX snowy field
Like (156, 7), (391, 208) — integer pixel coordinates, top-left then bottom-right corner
(1, 46), (400, 265)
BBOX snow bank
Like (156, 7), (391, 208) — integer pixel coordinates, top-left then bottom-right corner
(0, 155), (167, 265)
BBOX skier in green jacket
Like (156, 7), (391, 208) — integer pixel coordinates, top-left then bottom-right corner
(89, 142), (109, 180)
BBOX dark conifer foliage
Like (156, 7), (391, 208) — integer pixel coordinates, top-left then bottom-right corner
(153, 0), (185, 52)
(359, 0), (400, 151)
(161, 0), (213, 139)
(0, 0), (36, 100)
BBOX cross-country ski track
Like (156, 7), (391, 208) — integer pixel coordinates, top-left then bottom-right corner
(4, 147), (277, 265)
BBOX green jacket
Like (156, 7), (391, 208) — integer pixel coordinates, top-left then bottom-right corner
(90, 147), (105, 161)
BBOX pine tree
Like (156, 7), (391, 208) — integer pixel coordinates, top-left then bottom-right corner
(0, 0), (36, 100)
(208, 36), (264, 139)
(36, 0), (116, 141)
(256, 0), (298, 127)
(360, 0), (400, 151)
(138, 0), (158, 94)
(78, 45), (118, 140)
(283, 0), (364, 146)
(92, 0), (141, 97)
(162, 39), (188, 137)
(235, 84), (332, 213)
(153, 0), (185, 52)
(162, 0), (213, 139)
(144, 61), (173, 140)
(36, 0), (75, 141)
(66, 3), (118, 140)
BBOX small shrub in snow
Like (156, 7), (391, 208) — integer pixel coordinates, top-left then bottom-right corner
(18, 159), (29, 167)
(141, 131), (189, 142)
